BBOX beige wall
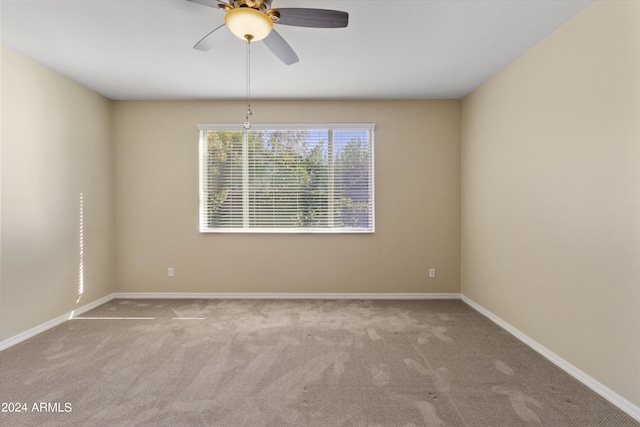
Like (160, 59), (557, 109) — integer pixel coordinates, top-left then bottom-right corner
(461, 0), (639, 407)
(114, 100), (461, 294)
(0, 47), (115, 341)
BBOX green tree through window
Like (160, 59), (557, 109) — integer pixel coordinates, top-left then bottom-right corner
(199, 124), (375, 232)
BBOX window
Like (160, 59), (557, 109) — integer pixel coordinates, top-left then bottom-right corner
(199, 124), (375, 233)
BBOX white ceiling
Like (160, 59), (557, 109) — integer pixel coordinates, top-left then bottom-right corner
(0, 0), (594, 101)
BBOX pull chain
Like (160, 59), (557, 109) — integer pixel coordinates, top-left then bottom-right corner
(243, 36), (253, 129)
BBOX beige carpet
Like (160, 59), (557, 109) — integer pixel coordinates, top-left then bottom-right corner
(0, 299), (637, 426)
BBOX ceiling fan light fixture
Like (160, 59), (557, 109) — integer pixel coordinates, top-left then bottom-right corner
(225, 8), (273, 41)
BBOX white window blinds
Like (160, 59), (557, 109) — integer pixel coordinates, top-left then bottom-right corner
(199, 124), (375, 233)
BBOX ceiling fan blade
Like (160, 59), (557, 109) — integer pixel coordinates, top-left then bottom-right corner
(273, 8), (348, 28)
(186, 0), (229, 9)
(263, 29), (299, 65)
(194, 24), (232, 51)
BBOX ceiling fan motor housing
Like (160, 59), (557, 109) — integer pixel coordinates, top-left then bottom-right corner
(232, 0), (272, 12)
(223, 0), (280, 23)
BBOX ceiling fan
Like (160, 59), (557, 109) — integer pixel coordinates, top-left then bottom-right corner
(187, 0), (349, 65)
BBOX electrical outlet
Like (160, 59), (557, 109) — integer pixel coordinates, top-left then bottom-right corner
(168, 267), (174, 277)
(429, 268), (436, 278)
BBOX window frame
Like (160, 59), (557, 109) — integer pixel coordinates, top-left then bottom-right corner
(198, 123), (375, 234)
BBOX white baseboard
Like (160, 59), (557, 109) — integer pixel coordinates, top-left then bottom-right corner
(0, 294), (115, 351)
(461, 294), (640, 422)
(112, 292), (461, 300)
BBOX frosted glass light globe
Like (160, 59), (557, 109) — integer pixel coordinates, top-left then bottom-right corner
(225, 8), (273, 41)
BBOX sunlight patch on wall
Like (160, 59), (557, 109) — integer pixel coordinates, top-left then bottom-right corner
(77, 193), (84, 304)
